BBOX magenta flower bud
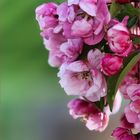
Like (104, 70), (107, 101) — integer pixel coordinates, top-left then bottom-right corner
(101, 54), (123, 76)
(107, 17), (132, 57)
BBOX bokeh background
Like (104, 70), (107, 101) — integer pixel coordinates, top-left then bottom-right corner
(1, 0), (125, 140)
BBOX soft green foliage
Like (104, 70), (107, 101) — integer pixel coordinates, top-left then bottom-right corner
(127, 16), (138, 28)
(1, 1), (66, 140)
(110, 2), (140, 21)
(132, 37), (140, 45)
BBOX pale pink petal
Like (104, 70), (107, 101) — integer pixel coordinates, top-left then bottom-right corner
(87, 49), (103, 69)
(79, 0), (97, 16)
(66, 61), (89, 72)
(71, 19), (92, 37)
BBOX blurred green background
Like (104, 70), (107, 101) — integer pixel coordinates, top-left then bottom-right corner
(1, 0), (123, 140)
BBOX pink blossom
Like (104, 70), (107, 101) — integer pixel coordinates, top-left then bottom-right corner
(68, 0), (97, 16)
(119, 75), (138, 99)
(127, 84), (140, 101)
(86, 112), (109, 132)
(107, 17), (132, 57)
(68, 98), (109, 131)
(87, 49), (103, 70)
(45, 35), (83, 67)
(70, 0), (111, 45)
(67, 98), (97, 119)
(35, 2), (58, 30)
(57, 2), (75, 23)
(120, 114), (134, 129)
(58, 49), (107, 102)
(120, 64), (139, 99)
(71, 19), (93, 37)
(101, 54), (123, 76)
(125, 99), (140, 131)
(42, 28), (66, 50)
(112, 127), (136, 140)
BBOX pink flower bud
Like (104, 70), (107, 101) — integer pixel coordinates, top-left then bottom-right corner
(107, 17), (132, 57)
(101, 54), (123, 76)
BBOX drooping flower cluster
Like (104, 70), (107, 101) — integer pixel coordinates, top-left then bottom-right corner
(35, 0), (140, 136)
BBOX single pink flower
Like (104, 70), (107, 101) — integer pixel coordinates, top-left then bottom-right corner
(112, 127), (136, 140)
(70, 0), (110, 45)
(107, 17), (132, 57)
(58, 49), (107, 102)
(68, 98), (109, 131)
(101, 54), (123, 76)
(35, 2), (58, 30)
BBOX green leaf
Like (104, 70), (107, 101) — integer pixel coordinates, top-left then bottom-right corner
(111, 3), (140, 21)
(95, 97), (105, 111)
(110, 2), (123, 18)
(127, 16), (138, 28)
(132, 37), (140, 45)
(122, 4), (140, 17)
(107, 52), (140, 111)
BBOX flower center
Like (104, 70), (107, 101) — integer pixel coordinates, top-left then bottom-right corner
(78, 71), (93, 82)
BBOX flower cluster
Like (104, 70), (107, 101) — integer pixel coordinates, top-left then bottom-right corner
(35, 0), (140, 137)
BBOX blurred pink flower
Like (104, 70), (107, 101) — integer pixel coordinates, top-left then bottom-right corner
(86, 112), (109, 132)
(125, 99), (140, 131)
(101, 54), (123, 76)
(112, 127), (136, 140)
(58, 49), (107, 102)
(107, 17), (132, 57)
(120, 114), (134, 129)
(68, 98), (109, 131)
(127, 84), (140, 101)
(67, 98), (97, 119)
(119, 76), (138, 99)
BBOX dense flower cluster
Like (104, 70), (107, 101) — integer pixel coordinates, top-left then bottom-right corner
(35, 0), (140, 138)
